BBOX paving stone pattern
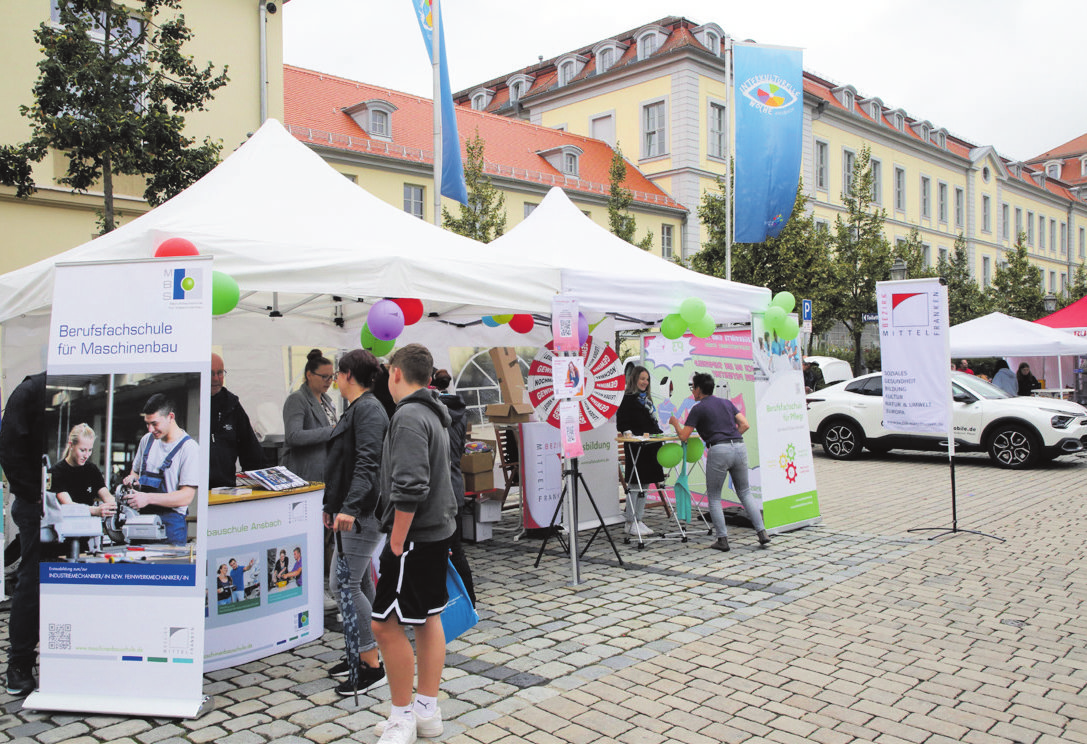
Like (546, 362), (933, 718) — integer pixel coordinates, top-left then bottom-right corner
(1, 449), (1085, 742)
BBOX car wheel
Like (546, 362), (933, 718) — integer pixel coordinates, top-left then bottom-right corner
(987, 424), (1039, 469)
(821, 419), (864, 460)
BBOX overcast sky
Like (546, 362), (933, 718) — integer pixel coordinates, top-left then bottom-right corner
(283, 0), (1086, 163)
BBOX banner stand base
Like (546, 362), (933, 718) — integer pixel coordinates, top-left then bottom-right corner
(24, 691), (209, 719)
(907, 526), (1004, 543)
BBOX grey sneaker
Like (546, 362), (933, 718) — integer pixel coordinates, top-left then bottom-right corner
(375, 707), (443, 738)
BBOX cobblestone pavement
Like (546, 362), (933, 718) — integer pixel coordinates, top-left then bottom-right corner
(1, 449), (1085, 743)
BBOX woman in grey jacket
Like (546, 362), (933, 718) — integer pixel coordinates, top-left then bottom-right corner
(282, 349), (337, 482)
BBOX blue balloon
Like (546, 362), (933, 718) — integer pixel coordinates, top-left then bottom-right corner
(481, 315), (500, 327)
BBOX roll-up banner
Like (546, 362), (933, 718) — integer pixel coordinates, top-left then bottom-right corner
(27, 257), (211, 717)
(876, 279), (951, 434)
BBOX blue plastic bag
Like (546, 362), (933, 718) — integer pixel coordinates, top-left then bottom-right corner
(441, 558), (479, 642)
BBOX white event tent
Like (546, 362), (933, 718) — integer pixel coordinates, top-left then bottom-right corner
(949, 312), (1087, 390)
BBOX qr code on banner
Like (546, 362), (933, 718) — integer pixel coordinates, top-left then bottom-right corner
(48, 623), (71, 650)
(559, 319), (572, 337)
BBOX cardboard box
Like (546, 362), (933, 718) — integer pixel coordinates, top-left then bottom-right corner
(464, 470), (494, 492)
(484, 402), (534, 424)
(489, 347), (526, 405)
(461, 450), (495, 474)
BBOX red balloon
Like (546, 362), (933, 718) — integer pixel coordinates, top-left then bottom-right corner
(154, 237), (199, 257)
(509, 314), (535, 334)
(392, 298), (424, 325)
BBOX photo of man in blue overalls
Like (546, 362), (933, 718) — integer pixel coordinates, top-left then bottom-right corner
(121, 393), (200, 545)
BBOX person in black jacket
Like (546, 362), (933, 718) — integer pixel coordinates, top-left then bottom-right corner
(323, 348), (389, 695)
(209, 354), (265, 488)
(0, 371), (46, 696)
(616, 366), (665, 538)
(432, 369), (476, 606)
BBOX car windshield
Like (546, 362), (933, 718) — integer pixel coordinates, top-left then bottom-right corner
(953, 372), (1013, 400)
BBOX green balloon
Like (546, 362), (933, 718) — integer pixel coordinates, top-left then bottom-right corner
(661, 313), (687, 339)
(679, 297), (707, 324)
(685, 438), (705, 463)
(764, 305), (786, 331)
(779, 316), (800, 341)
(211, 271), (239, 316)
(370, 337), (395, 356)
(771, 291), (796, 314)
(656, 442), (683, 468)
(360, 323), (376, 347)
(691, 314), (716, 338)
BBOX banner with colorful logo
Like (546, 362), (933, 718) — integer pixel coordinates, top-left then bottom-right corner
(411, 0), (468, 204)
(733, 43), (803, 243)
(876, 279), (951, 434)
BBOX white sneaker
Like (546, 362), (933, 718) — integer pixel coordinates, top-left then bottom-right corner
(636, 521), (655, 536)
(374, 708), (443, 738)
(376, 715), (417, 744)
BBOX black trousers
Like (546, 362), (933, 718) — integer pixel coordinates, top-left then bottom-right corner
(8, 498), (41, 669)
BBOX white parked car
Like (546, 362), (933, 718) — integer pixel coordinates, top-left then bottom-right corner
(807, 371), (1087, 469)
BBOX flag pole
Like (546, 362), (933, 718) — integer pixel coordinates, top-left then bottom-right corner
(431, 0), (442, 227)
(724, 34), (733, 281)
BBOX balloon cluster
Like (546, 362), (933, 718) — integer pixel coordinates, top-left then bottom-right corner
(661, 297), (715, 340)
(361, 298), (423, 357)
(655, 438), (705, 468)
(482, 313), (536, 334)
(154, 237), (239, 316)
(764, 291), (799, 341)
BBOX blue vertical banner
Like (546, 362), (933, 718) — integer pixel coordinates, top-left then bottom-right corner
(733, 43), (803, 243)
(411, 0), (469, 204)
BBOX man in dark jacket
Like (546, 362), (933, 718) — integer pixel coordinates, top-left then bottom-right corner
(209, 354), (265, 488)
(0, 372), (46, 696)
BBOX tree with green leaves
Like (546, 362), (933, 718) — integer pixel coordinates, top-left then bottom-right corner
(986, 234), (1046, 320)
(0, 0), (229, 233)
(1064, 263), (1087, 305)
(693, 177), (835, 343)
(825, 146), (892, 375)
(891, 227), (937, 280)
(442, 130), (506, 242)
(607, 145), (653, 251)
(936, 234), (990, 326)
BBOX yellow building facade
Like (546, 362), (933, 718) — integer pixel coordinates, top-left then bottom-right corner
(0, 0), (285, 274)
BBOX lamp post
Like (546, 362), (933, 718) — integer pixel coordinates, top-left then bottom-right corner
(1043, 293), (1057, 314)
(890, 258), (908, 281)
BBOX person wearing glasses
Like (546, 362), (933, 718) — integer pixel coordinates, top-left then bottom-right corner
(209, 353), (266, 488)
(283, 349), (340, 482)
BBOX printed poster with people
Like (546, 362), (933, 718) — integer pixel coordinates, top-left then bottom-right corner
(31, 257), (212, 717)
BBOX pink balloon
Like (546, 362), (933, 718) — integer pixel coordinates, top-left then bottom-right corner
(578, 312), (589, 345)
(155, 237), (199, 257)
(367, 299), (405, 341)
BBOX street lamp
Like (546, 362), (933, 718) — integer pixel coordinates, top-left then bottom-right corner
(890, 258), (908, 281)
(1043, 293), (1057, 314)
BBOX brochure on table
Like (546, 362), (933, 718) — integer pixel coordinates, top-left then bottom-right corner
(29, 257), (211, 718)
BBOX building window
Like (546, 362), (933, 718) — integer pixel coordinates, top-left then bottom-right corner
(403, 184), (424, 219)
(1060, 222), (1067, 255)
(937, 181), (947, 223)
(563, 152), (579, 176)
(1039, 215), (1045, 250)
(704, 31), (719, 55)
(842, 148), (855, 195)
(598, 48), (614, 73)
(638, 32), (658, 60)
(939, 246), (948, 263)
(894, 167), (905, 212)
(341, 173), (357, 183)
(1046, 162), (1060, 178)
(661, 224), (674, 258)
(1015, 207), (1023, 240)
(1080, 227), (1085, 258)
(524, 202), (538, 218)
(1050, 271), (1057, 292)
(472, 93), (487, 110)
(815, 219), (829, 233)
(1082, 156), (1087, 177)
(982, 256), (991, 287)
(815, 140), (828, 190)
(954, 187), (964, 228)
(982, 195), (991, 233)
(642, 101), (666, 158)
(510, 82), (522, 102)
(870, 159), (882, 204)
(1000, 203), (1009, 241)
(1061, 273), (1067, 294)
(1051, 219), (1057, 253)
(371, 110), (389, 138)
(920, 176), (931, 220)
(709, 103), (726, 159)
(559, 60), (576, 87)
(922, 243), (931, 267)
(1027, 211), (1035, 246)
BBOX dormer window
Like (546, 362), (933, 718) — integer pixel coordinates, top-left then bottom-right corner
(1009, 162), (1023, 178)
(693, 22), (725, 57)
(934, 129), (947, 149)
(563, 152), (579, 176)
(598, 48), (614, 72)
(1045, 160), (1061, 178)
(831, 85), (857, 112)
(889, 109), (906, 131)
(506, 73), (534, 104)
(1081, 155), (1087, 177)
(704, 31), (719, 55)
(863, 97), (883, 120)
(469, 87), (494, 111)
(537, 144), (583, 178)
(556, 54), (587, 87)
(342, 99), (398, 141)
(592, 39), (627, 75)
(636, 25), (666, 61)
(910, 119), (933, 143)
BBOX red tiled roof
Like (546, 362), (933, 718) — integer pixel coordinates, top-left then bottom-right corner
(1030, 132), (1087, 162)
(283, 66), (684, 210)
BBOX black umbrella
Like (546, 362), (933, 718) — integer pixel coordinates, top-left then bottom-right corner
(334, 530), (362, 704)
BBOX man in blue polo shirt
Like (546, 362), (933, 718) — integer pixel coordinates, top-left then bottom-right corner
(669, 372), (770, 552)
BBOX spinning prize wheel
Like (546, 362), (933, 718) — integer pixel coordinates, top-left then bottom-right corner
(526, 336), (624, 431)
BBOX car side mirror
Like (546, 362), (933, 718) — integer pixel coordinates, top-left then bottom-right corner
(953, 392), (974, 404)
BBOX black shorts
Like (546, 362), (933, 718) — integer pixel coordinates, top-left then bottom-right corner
(372, 538), (450, 625)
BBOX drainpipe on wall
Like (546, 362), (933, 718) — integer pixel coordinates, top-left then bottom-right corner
(258, 1), (268, 124)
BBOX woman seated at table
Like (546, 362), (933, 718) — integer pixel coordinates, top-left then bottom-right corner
(616, 366), (664, 538)
(1017, 363), (1041, 396)
(51, 423), (116, 517)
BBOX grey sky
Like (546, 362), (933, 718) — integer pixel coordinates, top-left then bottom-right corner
(283, 0), (1086, 163)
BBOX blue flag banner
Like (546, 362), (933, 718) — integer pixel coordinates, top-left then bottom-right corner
(733, 43), (803, 243)
(411, 0), (468, 204)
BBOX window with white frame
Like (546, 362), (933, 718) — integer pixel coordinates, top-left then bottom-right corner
(1001, 203), (1009, 240)
(815, 140), (828, 190)
(1050, 271), (1056, 292)
(1061, 273), (1067, 294)
(661, 224), (674, 258)
(892, 112), (904, 131)
(642, 101), (666, 158)
(524, 202), (538, 218)
(559, 60), (576, 87)
(815, 219), (830, 233)
(704, 30), (719, 55)
(509, 81), (522, 103)
(870, 159), (882, 204)
(50, 1), (145, 112)
(982, 256), (991, 287)
(472, 93), (488, 110)
(563, 152), (579, 176)
(954, 187), (964, 228)
(404, 184), (424, 219)
(637, 29), (661, 60)
(597, 47), (614, 73)
(842, 148), (855, 195)
(371, 110), (389, 138)
(1039, 268), (1045, 291)
(939, 246), (948, 263)
(922, 243), (931, 266)
(1081, 156), (1087, 177)
(936, 181), (946, 222)
(1039, 215), (1046, 249)
(1060, 222), (1067, 255)
(1046, 162), (1060, 178)
(1050, 219), (1057, 253)
(1015, 207), (1023, 240)
(920, 176), (931, 220)
(708, 103), (726, 159)
(894, 167), (905, 212)
(982, 195), (991, 233)
(1027, 211), (1035, 245)
(1080, 226), (1085, 258)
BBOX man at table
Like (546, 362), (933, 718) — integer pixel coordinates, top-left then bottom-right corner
(669, 373), (770, 552)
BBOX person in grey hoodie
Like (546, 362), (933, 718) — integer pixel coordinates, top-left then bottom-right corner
(371, 344), (458, 743)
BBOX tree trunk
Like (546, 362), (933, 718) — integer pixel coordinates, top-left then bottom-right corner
(852, 330), (864, 376)
(102, 152), (115, 234)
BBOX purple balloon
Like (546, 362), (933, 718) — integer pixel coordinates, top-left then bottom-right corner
(578, 312), (589, 345)
(368, 299), (405, 341)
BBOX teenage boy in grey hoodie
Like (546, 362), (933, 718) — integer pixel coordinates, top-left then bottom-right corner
(372, 344), (458, 744)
